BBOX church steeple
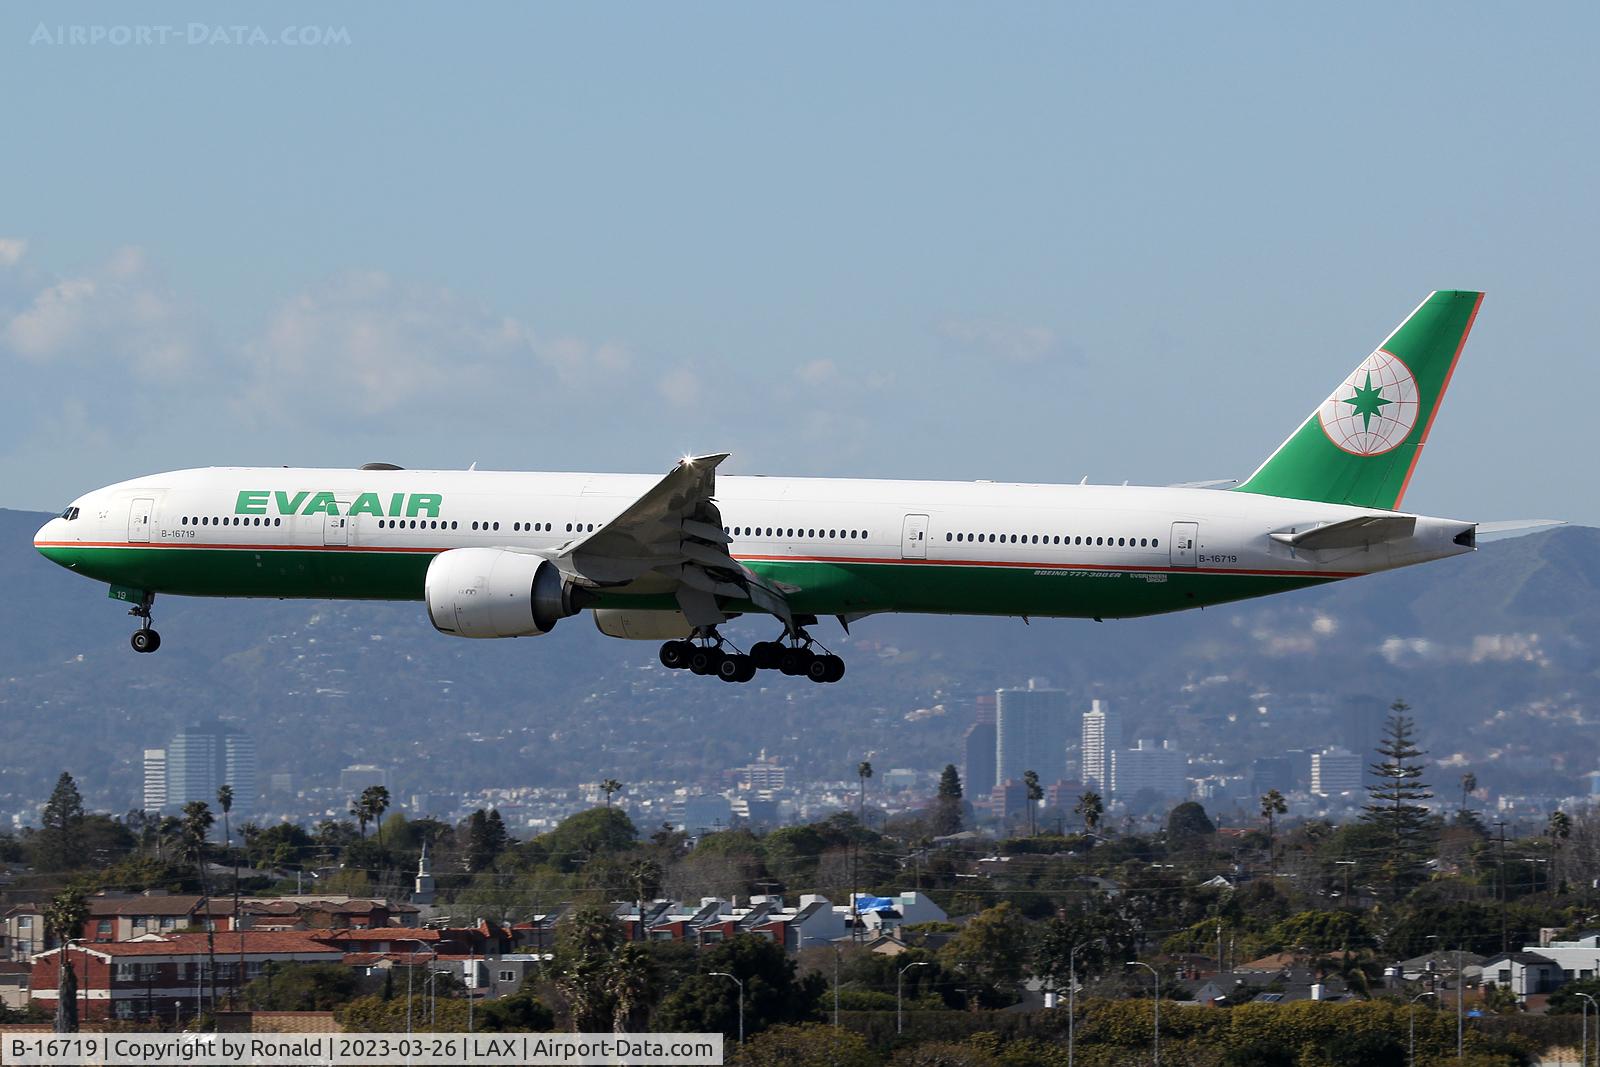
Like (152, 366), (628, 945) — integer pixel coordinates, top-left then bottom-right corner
(414, 841), (436, 905)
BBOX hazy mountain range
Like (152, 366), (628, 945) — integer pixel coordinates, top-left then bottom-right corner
(2, 506), (1595, 818)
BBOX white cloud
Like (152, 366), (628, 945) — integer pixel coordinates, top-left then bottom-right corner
(658, 366), (702, 409)
(796, 358), (837, 385)
(239, 270), (635, 419)
(0, 238), (26, 268)
(937, 318), (1066, 364)
(1, 245), (202, 379)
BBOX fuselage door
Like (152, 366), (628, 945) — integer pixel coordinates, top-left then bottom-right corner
(324, 502), (351, 547)
(901, 513), (930, 560)
(128, 498), (154, 543)
(1170, 521), (1199, 567)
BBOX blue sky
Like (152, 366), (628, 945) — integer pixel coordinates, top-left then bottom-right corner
(2, 2), (1595, 524)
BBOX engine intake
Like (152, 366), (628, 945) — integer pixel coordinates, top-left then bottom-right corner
(425, 548), (589, 638)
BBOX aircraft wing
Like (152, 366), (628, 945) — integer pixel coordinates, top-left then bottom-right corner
(1269, 514), (1416, 551)
(552, 454), (792, 628)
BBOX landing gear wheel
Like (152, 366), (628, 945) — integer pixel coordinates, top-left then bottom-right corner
(779, 647), (815, 677)
(750, 641), (784, 670)
(659, 640), (693, 670)
(717, 654), (753, 683)
(689, 647), (725, 676)
(807, 654), (843, 684)
(131, 629), (161, 654)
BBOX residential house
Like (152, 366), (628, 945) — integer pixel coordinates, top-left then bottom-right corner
(29, 932), (344, 1022)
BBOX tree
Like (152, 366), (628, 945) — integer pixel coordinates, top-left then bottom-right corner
(554, 907), (624, 1031)
(628, 860), (663, 942)
(1022, 771), (1042, 837)
(1460, 771), (1477, 815)
(36, 772), (85, 871)
(734, 1023), (876, 1067)
(180, 800), (219, 1011)
(856, 761), (873, 820)
(45, 887), (87, 1033)
(937, 902), (1031, 1007)
(1360, 701), (1434, 891)
(464, 809), (512, 872)
(1166, 801), (1216, 847)
(242, 962), (358, 1011)
(352, 785), (391, 845)
(1548, 809), (1573, 891)
(655, 935), (824, 1040)
(349, 797), (371, 840)
(1260, 789), (1288, 875)
(1074, 792), (1104, 835)
(601, 779), (623, 807)
(932, 765), (964, 837)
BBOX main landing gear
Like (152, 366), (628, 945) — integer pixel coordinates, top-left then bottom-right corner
(129, 593), (161, 654)
(658, 625), (845, 684)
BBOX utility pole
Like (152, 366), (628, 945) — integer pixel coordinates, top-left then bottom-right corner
(1496, 821), (1509, 953)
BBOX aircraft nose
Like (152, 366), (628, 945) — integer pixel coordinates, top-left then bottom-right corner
(35, 517), (60, 547)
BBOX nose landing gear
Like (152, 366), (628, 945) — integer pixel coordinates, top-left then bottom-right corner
(128, 594), (161, 654)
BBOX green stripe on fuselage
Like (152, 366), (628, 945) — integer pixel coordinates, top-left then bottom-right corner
(35, 545), (1338, 620)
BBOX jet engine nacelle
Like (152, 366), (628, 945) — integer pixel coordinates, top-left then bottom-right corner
(425, 547), (587, 638)
(592, 608), (695, 641)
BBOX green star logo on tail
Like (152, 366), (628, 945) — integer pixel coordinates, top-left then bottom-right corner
(1342, 372), (1392, 432)
(1316, 349), (1421, 456)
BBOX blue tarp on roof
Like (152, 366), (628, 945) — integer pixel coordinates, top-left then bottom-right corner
(854, 895), (897, 912)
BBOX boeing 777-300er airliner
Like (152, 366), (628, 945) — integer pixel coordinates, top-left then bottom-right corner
(36, 290), (1527, 684)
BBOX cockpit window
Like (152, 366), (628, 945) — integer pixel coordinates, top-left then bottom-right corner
(60, 507), (80, 521)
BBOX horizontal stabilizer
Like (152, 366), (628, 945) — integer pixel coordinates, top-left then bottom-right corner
(1474, 519), (1565, 541)
(1168, 478), (1239, 490)
(1270, 514), (1416, 550)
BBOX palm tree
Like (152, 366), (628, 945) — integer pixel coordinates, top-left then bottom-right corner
(349, 797), (371, 840)
(1460, 772), (1477, 816)
(180, 800), (219, 1013)
(361, 786), (392, 845)
(217, 783), (240, 1007)
(1074, 791), (1104, 835)
(45, 887), (87, 1033)
(601, 779), (623, 808)
(1022, 770), (1043, 836)
(1548, 810), (1572, 892)
(857, 761), (873, 820)
(1260, 789), (1287, 876)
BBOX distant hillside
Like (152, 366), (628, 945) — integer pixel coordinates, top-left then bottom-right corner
(2, 507), (1596, 814)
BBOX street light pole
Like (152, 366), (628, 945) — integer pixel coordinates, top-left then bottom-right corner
(897, 961), (929, 1035)
(1575, 992), (1596, 1067)
(1409, 991), (1435, 1067)
(708, 972), (744, 1046)
(1127, 961), (1160, 1066)
(1068, 939), (1104, 1067)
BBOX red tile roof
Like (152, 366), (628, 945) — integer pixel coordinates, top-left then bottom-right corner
(329, 928), (440, 942)
(49, 932), (342, 957)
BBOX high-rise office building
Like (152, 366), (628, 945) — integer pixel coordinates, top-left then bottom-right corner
(161, 720), (255, 819)
(142, 750), (167, 814)
(1311, 746), (1363, 796)
(995, 683), (1070, 784)
(1110, 739), (1188, 800)
(1080, 699), (1121, 793)
(963, 721), (998, 800)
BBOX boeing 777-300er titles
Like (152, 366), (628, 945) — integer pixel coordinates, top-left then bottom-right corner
(37, 291), (1521, 684)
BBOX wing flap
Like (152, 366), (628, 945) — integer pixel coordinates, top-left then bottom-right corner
(1270, 514), (1416, 550)
(553, 453), (794, 627)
